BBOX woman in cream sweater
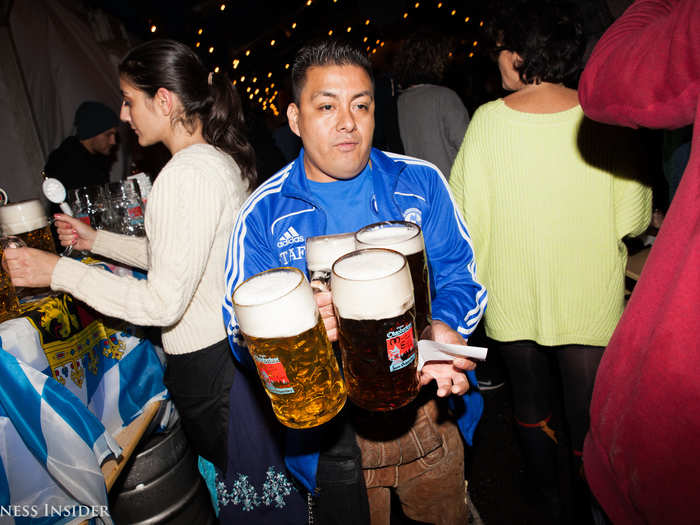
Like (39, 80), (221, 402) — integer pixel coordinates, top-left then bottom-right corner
(6, 39), (255, 474)
(449, 3), (651, 521)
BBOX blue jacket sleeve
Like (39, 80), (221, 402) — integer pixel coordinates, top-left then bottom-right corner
(223, 198), (281, 363)
(421, 167), (488, 338)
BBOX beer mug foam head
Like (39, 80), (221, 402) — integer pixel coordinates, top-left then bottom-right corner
(0, 199), (48, 235)
(306, 232), (356, 274)
(233, 267), (318, 339)
(354, 221), (424, 257)
(331, 248), (414, 320)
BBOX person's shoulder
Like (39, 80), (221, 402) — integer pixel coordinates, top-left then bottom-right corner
(472, 99), (504, 119)
(237, 160), (298, 216)
(381, 150), (447, 182)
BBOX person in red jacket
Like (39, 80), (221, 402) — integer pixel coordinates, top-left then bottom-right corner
(578, 0), (700, 523)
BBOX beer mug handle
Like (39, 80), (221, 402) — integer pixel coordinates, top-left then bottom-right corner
(47, 214), (75, 258)
(1, 235), (28, 293)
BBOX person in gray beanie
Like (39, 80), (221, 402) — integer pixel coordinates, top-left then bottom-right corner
(44, 101), (119, 191)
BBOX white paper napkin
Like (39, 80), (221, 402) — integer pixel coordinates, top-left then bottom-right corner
(417, 339), (488, 370)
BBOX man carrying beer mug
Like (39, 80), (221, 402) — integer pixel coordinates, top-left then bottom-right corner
(223, 41), (487, 525)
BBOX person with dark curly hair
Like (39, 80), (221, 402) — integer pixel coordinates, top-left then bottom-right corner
(449, 2), (652, 521)
(394, 34), (469, 178)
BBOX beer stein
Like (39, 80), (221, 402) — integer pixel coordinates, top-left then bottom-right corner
(0, 200), (55, 253)
(355, 221), (432, 336)
(106, 180), (145, 237)
(0, 236), (27, 322)
(233, 267), (346, 429)
(331, 248), (420, 411)
(71, 185), (114, 230)
(305, 232), (356, 291)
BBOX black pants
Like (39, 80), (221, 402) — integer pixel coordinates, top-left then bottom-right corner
(163, 338), (235, 472)
(498, 340), (604, 454)
(499, 340), (604, 522)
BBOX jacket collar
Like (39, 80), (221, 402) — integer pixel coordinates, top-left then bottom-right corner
(280, 148), (407, 219)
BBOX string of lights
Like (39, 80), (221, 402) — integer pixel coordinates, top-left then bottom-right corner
(146, 0), (486, 114)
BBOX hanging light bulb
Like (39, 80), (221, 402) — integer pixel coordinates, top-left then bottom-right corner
(220, 3), (226, 11)
(208, 46), (214, 53)
(150, 25), (157, 33)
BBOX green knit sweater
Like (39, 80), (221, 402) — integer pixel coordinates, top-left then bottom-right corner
(449, 99), (652, 347)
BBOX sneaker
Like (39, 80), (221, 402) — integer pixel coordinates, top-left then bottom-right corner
(477, 377), (505, 391)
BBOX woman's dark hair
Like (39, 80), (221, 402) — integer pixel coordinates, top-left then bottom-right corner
(291, 40), (374, 104)
(489, 1), (585, 85)
(119, 39), (256, 186)
(394, 33), (451, 88)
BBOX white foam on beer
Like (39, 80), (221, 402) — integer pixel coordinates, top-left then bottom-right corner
(233, 268), (318, 339)
(355, 224), (423, 256)
(306, 233), (356, 272)
(0, 200), (49, 235)
(331, 249), (414, 320)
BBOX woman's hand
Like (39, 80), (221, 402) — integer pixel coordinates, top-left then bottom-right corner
(4, 247), (60, 288)
(54, 214), (97, 252)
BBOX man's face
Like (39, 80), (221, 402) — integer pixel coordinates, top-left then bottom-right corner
(287, 64), (374, 183)
(84, 127), (117, 156)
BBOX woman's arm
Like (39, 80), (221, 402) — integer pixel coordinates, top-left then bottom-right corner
(91, 230), (149, 270)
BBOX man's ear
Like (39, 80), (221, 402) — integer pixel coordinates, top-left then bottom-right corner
(287, 103), (301, 137)
(155, 87), (174, 116)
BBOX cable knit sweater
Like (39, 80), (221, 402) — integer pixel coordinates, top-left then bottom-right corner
(51, 143), (248, 355)
(449, 100), (651, 347)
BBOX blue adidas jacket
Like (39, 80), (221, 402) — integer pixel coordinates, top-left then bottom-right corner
(222, 148), (487, 492)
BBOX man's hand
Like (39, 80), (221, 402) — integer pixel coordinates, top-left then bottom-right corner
(4, 247), (59, 288)
(418, 319), (476, 396)
(314, 287), (338, 342)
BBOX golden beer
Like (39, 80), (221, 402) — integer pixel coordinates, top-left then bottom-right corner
(17, 224), (55, 253)
(233, 267), (346, 428)
(243, 317), (346, 428)
(0, 278), (20, 323)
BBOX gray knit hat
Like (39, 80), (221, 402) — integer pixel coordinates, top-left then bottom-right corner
(74, 101), (119, 140)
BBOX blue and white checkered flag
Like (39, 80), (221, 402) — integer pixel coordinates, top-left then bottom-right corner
(0, 350), (116, 524)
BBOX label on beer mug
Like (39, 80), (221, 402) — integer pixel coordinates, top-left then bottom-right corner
(252, 354), (294, 394)
(386, 322), (416, 372)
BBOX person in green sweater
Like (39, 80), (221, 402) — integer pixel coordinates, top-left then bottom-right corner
(449, 2), (651, 521)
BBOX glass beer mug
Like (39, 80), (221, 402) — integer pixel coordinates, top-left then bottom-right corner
(305, 232), (356, 291)
(233, 267), (346, 428)
(0, 236), (27, 322)
(0, 199), (56, 253)
(355, 221), (432, 336)
(331, 248), (420, 411)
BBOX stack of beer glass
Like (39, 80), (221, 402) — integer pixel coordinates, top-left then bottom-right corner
(68, 181), (145, 237)
(107, 180), (145, 236)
